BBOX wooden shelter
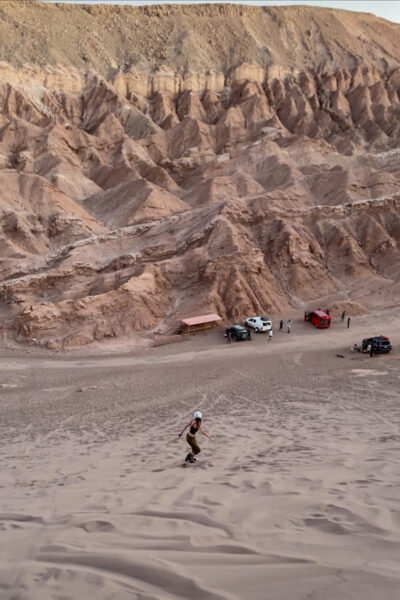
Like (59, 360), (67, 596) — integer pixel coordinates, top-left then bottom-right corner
(181, 313), (222, 333)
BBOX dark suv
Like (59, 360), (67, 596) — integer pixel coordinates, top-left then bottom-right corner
(225, 325), (252, 341)
(361, 336), (392, 354)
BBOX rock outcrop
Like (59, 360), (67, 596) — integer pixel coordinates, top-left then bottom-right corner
(1, 2), (400, 348)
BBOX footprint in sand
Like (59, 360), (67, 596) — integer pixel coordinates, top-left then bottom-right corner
(303, 516), (350, 535)
(78, 520), (115, 533)
(351, 369), (388, 377)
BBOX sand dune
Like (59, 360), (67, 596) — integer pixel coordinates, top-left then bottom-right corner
(1, 309), (400, 599)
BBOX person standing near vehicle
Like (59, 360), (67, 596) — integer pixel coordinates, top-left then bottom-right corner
(268, 328), (274, 341)
(287, 319), (291, 333)
(226, 329), (231, 344)
(279, 319), (283, 331)
(178, 411), (213, 463)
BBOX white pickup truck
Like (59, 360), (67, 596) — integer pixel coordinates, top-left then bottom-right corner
(245, 316), (272, 332)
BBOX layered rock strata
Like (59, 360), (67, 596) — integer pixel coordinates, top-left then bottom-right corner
(1, 3), (400, 348)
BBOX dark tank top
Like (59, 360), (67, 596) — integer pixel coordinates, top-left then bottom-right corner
(189, 422), (199, 435)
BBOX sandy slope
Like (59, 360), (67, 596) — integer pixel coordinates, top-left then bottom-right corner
(1, 310), (400, 599)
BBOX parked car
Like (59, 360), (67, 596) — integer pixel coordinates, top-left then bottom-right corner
(245, 316), (272, 332)
(361, 335), (392, 354)
(225, 325), (252, 341)
(304, 310), (332, 329)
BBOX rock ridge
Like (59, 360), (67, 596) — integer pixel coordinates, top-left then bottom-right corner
(0, 2), (399, 76)
(1, 3), (400, 347)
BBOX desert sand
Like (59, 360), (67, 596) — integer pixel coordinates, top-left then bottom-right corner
(1, 309), (400, 599)
(1, 3), (400, 596)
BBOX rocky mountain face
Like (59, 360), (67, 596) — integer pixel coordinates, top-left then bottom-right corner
(1, 2), (400, 349)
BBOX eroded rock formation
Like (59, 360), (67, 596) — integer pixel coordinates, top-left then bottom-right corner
(1, 2), (400, 348)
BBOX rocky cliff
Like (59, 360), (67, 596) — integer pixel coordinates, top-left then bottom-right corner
(1, 2), (400, 349)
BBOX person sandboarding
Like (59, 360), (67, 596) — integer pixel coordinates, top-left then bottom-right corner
(178, 411), (213, 464)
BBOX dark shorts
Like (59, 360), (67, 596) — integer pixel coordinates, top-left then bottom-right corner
(186, 434), (200, 455)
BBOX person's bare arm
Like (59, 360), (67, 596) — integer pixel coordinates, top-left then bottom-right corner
(199, 425), (213, 441)
(178, 422), (191, 437)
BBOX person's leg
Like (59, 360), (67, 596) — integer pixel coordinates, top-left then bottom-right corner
(190, 437), (201, 456)
(185, 434), (194, 461)
(186, 434), (201, 460)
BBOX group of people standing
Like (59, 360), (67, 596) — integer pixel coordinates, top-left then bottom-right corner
(268, 319), (291, 340)
(281, 319), (291, 333)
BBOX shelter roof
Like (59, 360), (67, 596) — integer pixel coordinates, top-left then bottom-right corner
(182, 313), (222, 326)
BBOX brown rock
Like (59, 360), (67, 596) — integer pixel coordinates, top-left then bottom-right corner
(1, 3), (400, 348)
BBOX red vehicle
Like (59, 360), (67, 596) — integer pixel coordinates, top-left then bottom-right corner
(304, 310), (332, 329)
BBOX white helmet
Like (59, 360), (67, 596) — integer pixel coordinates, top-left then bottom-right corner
(194, 411), (202, 419)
